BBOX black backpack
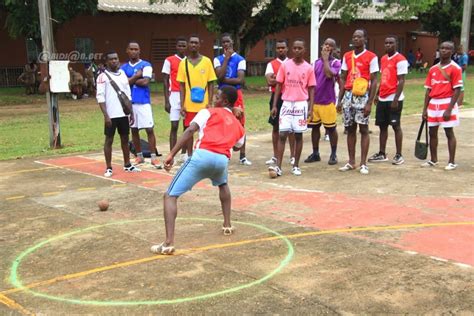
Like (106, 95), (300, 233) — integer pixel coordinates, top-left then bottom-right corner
(129, 139), (162, 158)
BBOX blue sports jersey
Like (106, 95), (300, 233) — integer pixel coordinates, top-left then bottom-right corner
(214, 53), (245, 90)
(121, 60), (152, 104)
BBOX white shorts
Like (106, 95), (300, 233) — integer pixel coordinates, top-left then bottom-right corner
(427, 98), (460, 128)
(130, 103), (154, 129)
(169, 91), (181, 122)
(279, 100), (308, 133)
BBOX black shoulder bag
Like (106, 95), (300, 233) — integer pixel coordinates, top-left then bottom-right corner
(414, 119), (429, 160)
(103, 70), (132, 115)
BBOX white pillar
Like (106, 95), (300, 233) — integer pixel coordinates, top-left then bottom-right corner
(310, 0), (322, 63)
(460, 0), (472, 51)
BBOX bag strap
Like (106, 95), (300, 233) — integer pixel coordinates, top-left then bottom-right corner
(416, 119), (428, 144)
(437, 64), (451, 82)
(185, 58), (192, 90)
(103, 70), (124, 96)
(185, 57), (207, 94)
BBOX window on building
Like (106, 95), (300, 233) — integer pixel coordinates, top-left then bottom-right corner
(26, 38), (39, 63)
(265, 39), (276, 59)
(75, 38), (94, 62)
(151, 38), (175, 62)
(214, 39), (223, 57)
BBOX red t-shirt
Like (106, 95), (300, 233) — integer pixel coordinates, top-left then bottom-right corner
(162, 54), (183, 92)
(424, 61), (463, 99)
(379, 52), (409, 99)
(192, 108), (245, 158)
(341, 49), (379, 90)
(266, 58), (286, 93)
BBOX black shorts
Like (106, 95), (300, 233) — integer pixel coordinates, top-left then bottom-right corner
(375, 100), (403, 127)
(104, 116), (130, 137)
(268, 92), (284, 126)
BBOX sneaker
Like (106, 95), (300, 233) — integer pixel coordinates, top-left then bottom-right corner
(368, 152), (388, 162)
(240, 157), (252, 166)
(392, 154), (405, 165)
(324, 134), (330, 142)
(124, 165), (141, 172)
(151, 158), (163, 169)
(150, 242), (175, 255)
(289, 157), (295, 166)
(421, 160), (438, 168)
(304, 153), (321, 163)
(359, 164), (369, 175)
(265, 157), (277, 165)
(328, 154), (338, 165)
(134, 156), (145, 165)
(339, 163), (355, 172)
(104, 168), (113, 177)
(177, 153), (188, 163)
(291, 166), (302, 176)
(268, 166), (282, 178)
(444, 163), (457, 171)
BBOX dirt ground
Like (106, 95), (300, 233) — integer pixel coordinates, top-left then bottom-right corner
(0, 109), (473, 315)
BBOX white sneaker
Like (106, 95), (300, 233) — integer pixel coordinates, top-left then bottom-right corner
(177, 153), (189, 163)
(421, 160), (438, 168)
(291, 166), (302, 176)
(240, 157), (252, 166)
(104, 168), (113, 177)
(124, 165), (141, 172)
(444, 163), (457, 171)
(324, 134), (330, 141)
(289, 157), (295, 166)
(359, 164), (369, 175)
(265, 157), (277, 165)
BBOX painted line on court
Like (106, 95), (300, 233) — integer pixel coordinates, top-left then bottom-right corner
(42, 192), (61, 197)
(5, 195), (25, 201)
(0, 160), (100, 177)
(0, 293), (35, 315)
(8, 218), (294, 306)
(77, 187), (96, 192)
(2, 220), (472, 300)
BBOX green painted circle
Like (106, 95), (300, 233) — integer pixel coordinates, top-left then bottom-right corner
(10, 217), (294, 306)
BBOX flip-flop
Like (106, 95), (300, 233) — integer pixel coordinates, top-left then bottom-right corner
(222, 226), (234, 236)
(150, 242), (175, 255)
(338, 163), (355, 172)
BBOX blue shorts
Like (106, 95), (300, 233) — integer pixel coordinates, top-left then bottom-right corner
(167, 149), (229, 197)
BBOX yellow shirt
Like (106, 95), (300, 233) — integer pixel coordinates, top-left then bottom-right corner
(177, 56), (217, 112)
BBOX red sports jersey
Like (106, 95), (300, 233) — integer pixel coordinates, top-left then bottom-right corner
(193, 108), (245, 158)
(424, 61), (463, 99)
(379, 52), (408, 99)
(163, 54), (183, 92)
(342, 49), (378, 90)
(268, 58), (284, 92)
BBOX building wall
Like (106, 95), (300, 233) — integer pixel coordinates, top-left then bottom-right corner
(1, 11), (430, 80)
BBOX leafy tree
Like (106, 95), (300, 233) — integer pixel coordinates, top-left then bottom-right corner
(155, 0), (437, 54)
(417, 0), (463, 41)
(0, 0), (97, 48)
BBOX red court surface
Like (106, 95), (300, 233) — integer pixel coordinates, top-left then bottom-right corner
(40, 156), (474, 266)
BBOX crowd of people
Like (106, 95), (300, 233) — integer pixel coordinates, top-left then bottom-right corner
(94, 29), (465, 253)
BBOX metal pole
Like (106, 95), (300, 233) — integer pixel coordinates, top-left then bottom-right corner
(460, 0), (472, 51)
(38, 0), (61, 148)
(311, 0), (321, 62)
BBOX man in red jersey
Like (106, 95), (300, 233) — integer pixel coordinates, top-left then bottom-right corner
(265, 39), (295, 166)
(337, 29), (378, 175)
(421, 41), (463, 171)
(369, 35), (408, 165)
(162, 37), (188, 162)
(150, 86), (245, 254)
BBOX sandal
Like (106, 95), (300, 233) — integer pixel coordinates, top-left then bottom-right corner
(222, 226), (234, 236)
(339, 163), (355, 172)
(150, 242), (175, 255)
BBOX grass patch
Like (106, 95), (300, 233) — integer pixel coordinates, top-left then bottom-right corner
(1, 74), (472, 160)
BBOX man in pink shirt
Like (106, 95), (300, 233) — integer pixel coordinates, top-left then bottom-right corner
(269, 38), (316, 177)
(150, 86), (245, 254)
